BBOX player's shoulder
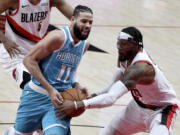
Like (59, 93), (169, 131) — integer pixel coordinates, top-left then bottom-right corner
(133, 62), (151, 70)
(85, 40), (90, 47)
(49, 29), (65, 38)
(83, 40), (90, 54)
(132, 62), (155, 75)
(46, 29), (65, 43)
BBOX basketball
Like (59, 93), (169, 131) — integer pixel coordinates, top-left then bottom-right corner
(61, 88), (86, 117)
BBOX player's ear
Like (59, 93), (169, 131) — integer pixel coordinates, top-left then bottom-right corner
(71, 16), (75, 22)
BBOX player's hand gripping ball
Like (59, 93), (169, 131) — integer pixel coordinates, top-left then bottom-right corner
(61, 88), (86, 117)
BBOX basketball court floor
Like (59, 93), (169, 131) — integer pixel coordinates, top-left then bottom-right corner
(0, 0), (180, 134)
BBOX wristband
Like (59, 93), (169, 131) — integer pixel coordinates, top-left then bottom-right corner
(74, 101), (78, 110)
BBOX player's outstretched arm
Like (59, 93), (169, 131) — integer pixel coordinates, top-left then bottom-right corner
(80, 62), (155, 109)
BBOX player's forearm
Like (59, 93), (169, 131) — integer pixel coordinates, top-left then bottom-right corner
(23, 57), (54, 93)
(54, 0), (73, 20)
(81, 81), (128, 109)
(60, 3), (73, 20)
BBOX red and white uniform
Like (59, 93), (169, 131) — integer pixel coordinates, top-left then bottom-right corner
(101, 49), (179, 135)
(0, 0), (51, 86)
(120, 49), (179, 107)
(83, 49), (179, 135)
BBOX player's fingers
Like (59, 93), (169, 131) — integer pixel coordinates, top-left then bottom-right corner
(58, 115), (66, 120)
(13, 46), (21, 53)
(52, 101), (58, 107)
(7, 50), (13, 59)
(13, 48), (21, 54)
(55, 111), (62, 117)
(54, 109), (66, 119)
(54, 98), (63, 108)
(54, 105), (63, 112)
(8, 48), (18, 58)
(82, 88), (91, 98)
(81, 88), (88, 94)
(57, 93), (63, 103)
(52, 98), (60, 108)
(11, 50), (16, 58)
(91, 93), (97, 98)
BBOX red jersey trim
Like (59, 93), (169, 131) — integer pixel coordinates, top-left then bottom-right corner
(0, 15), (6, 19)
(134, 60), (152, 65)
(0, 20), (6, 23)
(131, 90), (162, 110)
(28, 0), (41, 5)
(49, 0), (52, 10)
(0, 24), (5, 27)
(120, 63), (126, 69)
(6, 15), (42, 42)
(166, 104), (178, 129)
(12, 69), (16, 80)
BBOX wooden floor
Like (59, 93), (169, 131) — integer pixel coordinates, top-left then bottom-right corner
(0, 0), (180, 134)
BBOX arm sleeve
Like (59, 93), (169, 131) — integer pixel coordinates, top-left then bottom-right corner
(83, 81), (128, 109)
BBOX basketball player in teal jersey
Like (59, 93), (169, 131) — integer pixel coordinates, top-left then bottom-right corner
(0, 0), (73, 89)
(3, 5), (93, 135)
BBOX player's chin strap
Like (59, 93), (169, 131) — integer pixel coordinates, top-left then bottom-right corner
(83, 81), (128, 109)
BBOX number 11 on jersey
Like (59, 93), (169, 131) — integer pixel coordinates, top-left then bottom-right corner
(57, 64), (72, 83)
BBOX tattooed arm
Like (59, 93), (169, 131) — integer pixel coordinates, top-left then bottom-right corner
(122, 62), (155, 90)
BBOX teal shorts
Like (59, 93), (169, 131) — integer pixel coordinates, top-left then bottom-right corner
(14, 84), (71, 135)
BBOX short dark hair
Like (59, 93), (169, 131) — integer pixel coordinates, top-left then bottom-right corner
(73, 5), (93, 18)
(122, 27), (143, 48)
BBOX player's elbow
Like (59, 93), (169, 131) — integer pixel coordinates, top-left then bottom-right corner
(23, 55), (33, 69)
(23, 56), (28, 66)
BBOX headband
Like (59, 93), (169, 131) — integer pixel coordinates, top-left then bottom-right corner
(117, 32), (143, 46)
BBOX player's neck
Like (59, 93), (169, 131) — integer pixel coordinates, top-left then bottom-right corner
(127, 52), (138, 66)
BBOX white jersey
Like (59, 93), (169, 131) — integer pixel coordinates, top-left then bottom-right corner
(119, 49), (179, 107)
(5, 0), (51, 54)
(0, 0), (51, 83)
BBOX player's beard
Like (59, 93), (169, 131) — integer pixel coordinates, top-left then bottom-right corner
(73, 23), (90, 40)
(118, 50), (134, 62)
